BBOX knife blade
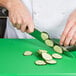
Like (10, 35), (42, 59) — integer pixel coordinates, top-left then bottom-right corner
(29, 28), (75, 58)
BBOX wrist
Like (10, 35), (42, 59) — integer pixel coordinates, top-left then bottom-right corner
(4, 0), (21, 11)
(0, 0), (9, 8)
(5, 0), (15, 10)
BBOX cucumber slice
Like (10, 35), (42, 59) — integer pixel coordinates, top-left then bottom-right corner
(45, 39), (54, 47)
(35, 60), (46, 65)
(53, 45), (63, 54)
(52, 53), (62, 59)
(42, 52), (52, 61)
(38, 49), (48, 54)
(41, 32), (49, 40)
(23, 51), (33, 56)
(46, 59), (57, 64)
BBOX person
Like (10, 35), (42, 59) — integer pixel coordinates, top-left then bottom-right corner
(0, 0), (76, 46)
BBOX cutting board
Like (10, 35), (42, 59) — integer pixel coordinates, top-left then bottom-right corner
(0, 39), (76, 76)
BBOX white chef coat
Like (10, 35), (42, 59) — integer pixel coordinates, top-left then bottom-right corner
(4, 0), (76, 39)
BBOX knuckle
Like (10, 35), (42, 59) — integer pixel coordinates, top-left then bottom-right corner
(67, 33), (71, 38)
(18, 19), (22, 24)
(12, 19), (16, 24)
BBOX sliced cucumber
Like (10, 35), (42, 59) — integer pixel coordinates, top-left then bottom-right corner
(52, 53), (62, 59)
(42, 52), (52, 61)
(23, 51), (33, 56)
(53, 45), (63, 54)
(41, 32), (49, 40)
(38, 49), (48, 54)
(45, 39), (54, 47)
(35, 60), (46, 65)
(46, 59), (57, 64)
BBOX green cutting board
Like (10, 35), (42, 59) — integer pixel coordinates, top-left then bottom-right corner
(0, 39), (76, 76)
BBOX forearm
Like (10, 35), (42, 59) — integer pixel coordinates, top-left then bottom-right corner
(0, 0), (21, 10)
(0, 0), (9, 8)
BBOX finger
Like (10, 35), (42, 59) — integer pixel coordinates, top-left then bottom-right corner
(9, 14), (13, 24)
(26, 25), (34, 33)
(12, 16), (17, 27)
(21, 24), (27, 32)
(60, 20), (74, 45)
(64, 25), (76, 46)
(16, 13), (22, 29)
(12, 14), (16, 24)
(70, 32), (76, 45)
(9, 13), (17, 27)
(16, 24), (21, 29)
(26, 23), (34, 33)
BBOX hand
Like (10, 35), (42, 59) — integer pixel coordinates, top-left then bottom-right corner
(7, 0), (34, 33)
(60, 10), (76, 46)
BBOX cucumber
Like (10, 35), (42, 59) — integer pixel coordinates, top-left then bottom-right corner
(45, 39), (54, 47)
(38, 49), (48, 54)
(52, 53), (62, 59)
(42, 52), (53, 61)
(41, 32), (49, 40)
(41, 32), (68, 53)
(35, 60), (46, 65)
(53, 45), (63, 54)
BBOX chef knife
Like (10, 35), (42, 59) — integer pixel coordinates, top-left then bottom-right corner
(29, 28), (75, 58)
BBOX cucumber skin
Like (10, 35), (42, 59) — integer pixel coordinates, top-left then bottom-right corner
(42, 32), (49, 35)
(41, 32), (49, 40)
